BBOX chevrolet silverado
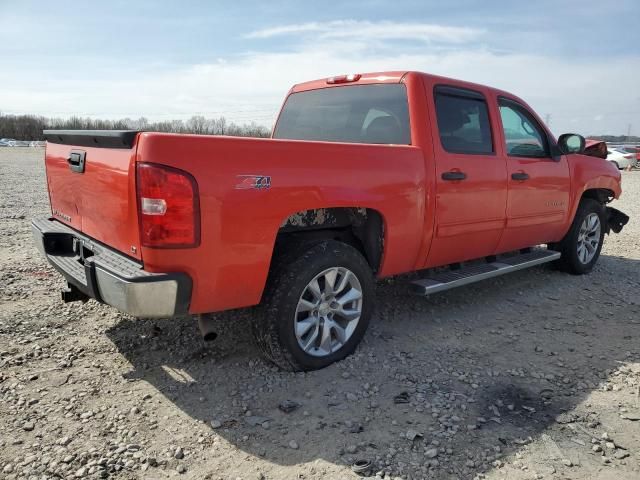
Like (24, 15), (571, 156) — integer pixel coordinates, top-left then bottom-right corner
(33, 71), (629, 371)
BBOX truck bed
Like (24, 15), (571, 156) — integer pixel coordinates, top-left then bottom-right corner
(42, 131), (427, 313)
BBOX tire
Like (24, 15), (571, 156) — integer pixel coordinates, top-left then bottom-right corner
(555, 198), (606, 275)
(252, 240), (375, 371)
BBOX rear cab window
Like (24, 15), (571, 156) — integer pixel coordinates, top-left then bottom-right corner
(434, 85), (494, 155)
(273, 84), (410, 145)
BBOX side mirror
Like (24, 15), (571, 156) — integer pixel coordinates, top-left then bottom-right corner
(557, 133), (585, 155)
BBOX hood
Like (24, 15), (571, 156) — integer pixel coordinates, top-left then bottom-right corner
(584, 139), (607, 159)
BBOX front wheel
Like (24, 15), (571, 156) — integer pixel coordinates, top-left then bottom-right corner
(554, 198), (606, 274)
(252, 240), (375, 371)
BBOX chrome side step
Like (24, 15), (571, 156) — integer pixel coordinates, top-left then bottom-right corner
(410, 249), (561, 296)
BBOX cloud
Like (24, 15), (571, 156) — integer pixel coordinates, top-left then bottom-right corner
(246, 20), (483, 44)
(1, 22), (638, 136)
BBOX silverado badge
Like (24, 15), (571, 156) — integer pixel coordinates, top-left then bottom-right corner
(52, 209), (72, 222)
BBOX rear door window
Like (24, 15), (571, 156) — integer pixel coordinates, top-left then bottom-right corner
(434, 86), (494, 155)
(273, 84), (410, 145)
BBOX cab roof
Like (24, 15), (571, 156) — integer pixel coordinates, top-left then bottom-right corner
(290, 71), (409, 93)
(289, 70), (527, 108)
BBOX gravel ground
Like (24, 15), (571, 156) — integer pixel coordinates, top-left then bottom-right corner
(1, 147), (639, 480)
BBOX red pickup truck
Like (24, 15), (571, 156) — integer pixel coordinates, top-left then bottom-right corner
(34, 71), (628, 371)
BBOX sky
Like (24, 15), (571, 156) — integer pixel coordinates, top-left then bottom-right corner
(0, 0), (638, 135)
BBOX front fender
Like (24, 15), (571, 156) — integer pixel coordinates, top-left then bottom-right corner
(564, 155), (623, 238)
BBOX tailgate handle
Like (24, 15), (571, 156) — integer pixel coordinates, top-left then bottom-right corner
(67, 150), (86, 173)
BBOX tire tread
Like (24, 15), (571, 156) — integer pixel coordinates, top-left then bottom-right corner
(555, 198), (605, 275)
(251, 241), (373, 371)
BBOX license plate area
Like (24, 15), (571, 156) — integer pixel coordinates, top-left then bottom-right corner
(40, 230), (98, 296)
(43, 232), (95, 265)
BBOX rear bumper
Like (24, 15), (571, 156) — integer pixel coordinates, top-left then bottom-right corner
(31, 217), (191, 317)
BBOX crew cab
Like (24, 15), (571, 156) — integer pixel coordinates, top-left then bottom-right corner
(33, 71), (629, 371)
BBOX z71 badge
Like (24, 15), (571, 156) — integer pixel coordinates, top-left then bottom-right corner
(235, 175), (271, 190)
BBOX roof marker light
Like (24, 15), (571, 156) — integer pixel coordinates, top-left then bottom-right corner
(327, 73), (361, 84)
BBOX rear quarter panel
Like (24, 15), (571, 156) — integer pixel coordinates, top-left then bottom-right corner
(136, 133), (426, 313)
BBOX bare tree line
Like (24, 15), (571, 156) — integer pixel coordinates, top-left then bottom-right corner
(2, 112), (636, 144)
(590, 134), (640, 143)
(0, 113), (271, 140)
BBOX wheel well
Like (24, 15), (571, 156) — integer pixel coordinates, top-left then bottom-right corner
(275, 208), (384, 273)
(581, 188), (614, 205)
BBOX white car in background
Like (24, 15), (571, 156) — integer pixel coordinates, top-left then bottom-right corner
(607, 148), (636, 169)
(0, 138), (17, 147)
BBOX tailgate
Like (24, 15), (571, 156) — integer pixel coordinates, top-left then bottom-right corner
(43, 130), (142, 260)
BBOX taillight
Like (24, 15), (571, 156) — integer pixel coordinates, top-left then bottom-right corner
(136, 163), (200, 248)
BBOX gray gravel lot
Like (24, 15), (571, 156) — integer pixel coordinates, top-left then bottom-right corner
(1, 148), (639, 480)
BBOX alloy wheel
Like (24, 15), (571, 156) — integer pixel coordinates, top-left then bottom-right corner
(294, 267), (363, 357)
(577, 212), (601, 264)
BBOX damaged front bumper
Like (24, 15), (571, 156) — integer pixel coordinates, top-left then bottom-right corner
(605, 207), (629, 234)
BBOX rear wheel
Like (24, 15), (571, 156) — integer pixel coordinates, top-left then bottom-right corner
(253, 240), (374, 371)
(554, 198), (606, 274)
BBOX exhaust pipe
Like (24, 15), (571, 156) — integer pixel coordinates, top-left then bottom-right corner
(197, 315), (218, 342)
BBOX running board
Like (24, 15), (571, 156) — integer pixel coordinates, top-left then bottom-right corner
(410, 249), (561, 296)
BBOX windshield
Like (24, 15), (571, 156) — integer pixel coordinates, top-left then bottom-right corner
(273, 84), (410, 145)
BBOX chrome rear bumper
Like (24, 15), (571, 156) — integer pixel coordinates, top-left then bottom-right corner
(31, 217), (191, 318)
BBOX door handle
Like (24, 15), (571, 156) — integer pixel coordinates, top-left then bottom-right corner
(511, 172), (529, 181)
(441, 171), (467, 181)
(67, 150), (86, 173)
